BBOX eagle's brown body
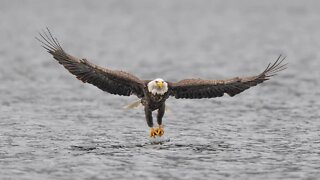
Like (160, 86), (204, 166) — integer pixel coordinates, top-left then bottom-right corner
(37, 28), (287, 138)
(142, 90), (170, 111)
(142, 90), (170, 127)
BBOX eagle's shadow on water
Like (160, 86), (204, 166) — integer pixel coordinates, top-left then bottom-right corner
(70, 139), (232, 154)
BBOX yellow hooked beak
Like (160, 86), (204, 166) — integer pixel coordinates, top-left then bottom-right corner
(157, 81), (163, 88)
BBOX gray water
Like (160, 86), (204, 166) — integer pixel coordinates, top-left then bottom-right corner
(1, 0), (320, 179)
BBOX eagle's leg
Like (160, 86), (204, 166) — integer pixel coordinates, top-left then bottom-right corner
(156, 104), (165, 137)
(145, 106), (156, 138)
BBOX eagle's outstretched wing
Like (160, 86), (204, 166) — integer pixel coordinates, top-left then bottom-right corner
(169, 55), (287, 99)
(37, 28), (145, 98)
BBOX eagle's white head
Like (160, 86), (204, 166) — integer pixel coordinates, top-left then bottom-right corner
(147, 78), (168, 95)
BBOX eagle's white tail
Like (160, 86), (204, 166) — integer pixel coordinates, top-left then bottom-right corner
(165, 106), (172, 113)
(123, 100), (142, 109)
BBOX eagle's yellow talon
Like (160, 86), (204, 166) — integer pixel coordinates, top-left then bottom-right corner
(156, 126), (164, 137)
(150, 128), (157, 138)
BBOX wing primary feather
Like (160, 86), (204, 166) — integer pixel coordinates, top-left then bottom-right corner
(269, 55), (282, 70)
(261, 62), (272, 75)
(261, 55), (281, 75)
(46, 27), (60, 49)
(36, 33), (55, 51)
(42, 29), (57, 49)
(270, 62), (288, 73)
(264, 56), (287, 77)
(54, 37), (63, 50)
(40, 30), (55, 47)
(39, 44), (51, 52)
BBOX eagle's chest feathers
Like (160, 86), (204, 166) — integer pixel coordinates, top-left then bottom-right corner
(149, 93), (166, 102)
(144, 93), (168, 111)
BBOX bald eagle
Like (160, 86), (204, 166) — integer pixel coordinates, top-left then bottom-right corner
(37, 28), (287, 138)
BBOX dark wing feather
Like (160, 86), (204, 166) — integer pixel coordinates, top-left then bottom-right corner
(170, 55), (287, 99)
(36, 28), (145, 98)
